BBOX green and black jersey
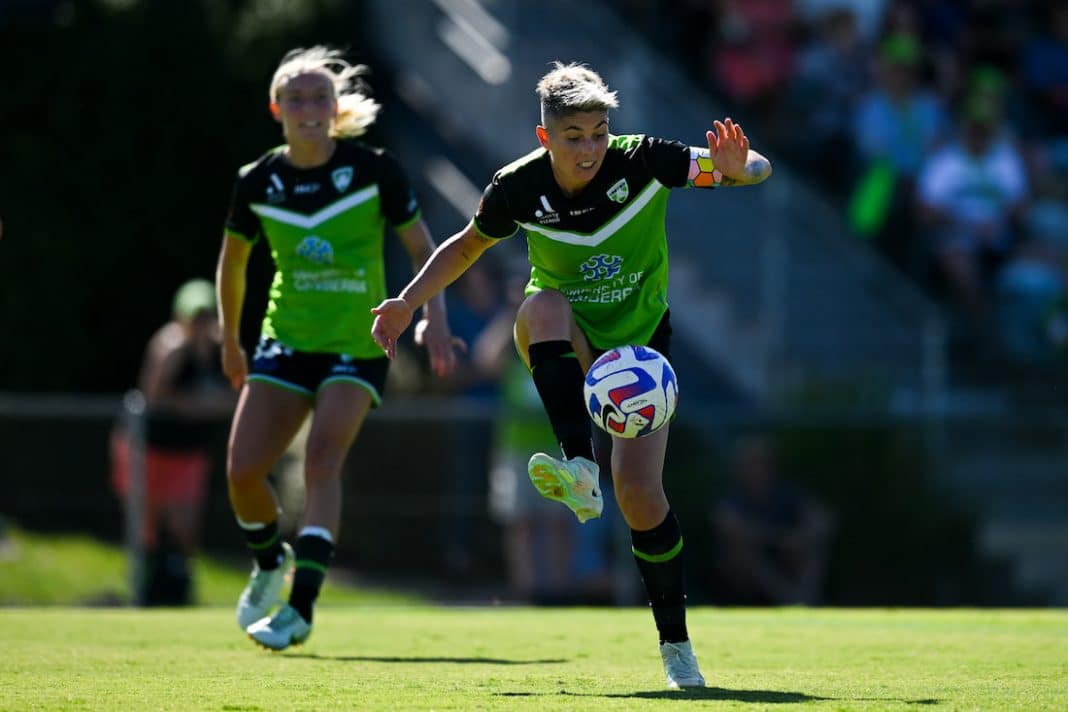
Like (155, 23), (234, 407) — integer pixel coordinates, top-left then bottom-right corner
(473, 134), (690, 350)
(226, 139), (421, 358)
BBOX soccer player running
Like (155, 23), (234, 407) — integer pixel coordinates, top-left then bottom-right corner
(218, 46), (461, 650)
(371, 62), (771, 687)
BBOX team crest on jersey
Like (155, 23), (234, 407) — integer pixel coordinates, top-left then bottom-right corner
(606, 178), (629, 204)
(332, 166), (353, 193)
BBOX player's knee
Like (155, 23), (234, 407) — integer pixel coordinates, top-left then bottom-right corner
(516, 290), (572, 339)
(614, 478), (667, 525)
(227, 456), (271, 491)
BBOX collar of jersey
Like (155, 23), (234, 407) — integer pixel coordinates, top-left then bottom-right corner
(249, 184), (379, 229)
(518, 179), (664, 246)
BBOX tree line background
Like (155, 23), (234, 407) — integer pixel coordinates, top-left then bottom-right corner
(1, 0), (380, 393)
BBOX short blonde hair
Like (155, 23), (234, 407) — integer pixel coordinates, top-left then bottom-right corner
(536, 62), (619, 124)
(270, 46), (381, 138)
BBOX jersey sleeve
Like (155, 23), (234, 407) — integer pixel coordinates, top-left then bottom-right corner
(634, 136), (691, 189)
(224, 172), (261, 243)
(376, 150), (421, 229)
(472, 176), (519, 239)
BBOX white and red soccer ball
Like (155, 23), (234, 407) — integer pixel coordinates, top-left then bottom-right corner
(583, 345), (678, 438)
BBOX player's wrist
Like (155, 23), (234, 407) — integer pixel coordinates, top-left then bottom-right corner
(397, 295), (418, 317)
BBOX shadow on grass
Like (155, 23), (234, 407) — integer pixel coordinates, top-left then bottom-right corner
(497, 688), (941, 705)
(495, 688), (824, 703)
(288, 653), (566, 665)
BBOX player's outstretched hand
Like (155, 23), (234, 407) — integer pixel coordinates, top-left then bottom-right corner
(371, 298), (415, 360)
(414, 318), (467, 377)
(706, 118), (750, 181)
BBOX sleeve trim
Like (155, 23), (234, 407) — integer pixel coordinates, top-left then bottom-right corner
(225, 228), (257, 244)
(472, 218), (518, 241)
(392, 209), (422, 231)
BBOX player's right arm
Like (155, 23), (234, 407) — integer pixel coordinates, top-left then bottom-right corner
(371, 222), (496, 359)
(216, 232), (253, 390)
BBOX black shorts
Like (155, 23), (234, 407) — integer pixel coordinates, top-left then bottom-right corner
(247, 336), (389, 406)
(592, 309), (673, 363)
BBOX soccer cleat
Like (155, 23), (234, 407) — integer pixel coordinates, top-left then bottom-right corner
(236, 542), (294, 630)
(527, 453), (603, 523)
(660, 640), (706, 689)
(246, 604), (312, 651)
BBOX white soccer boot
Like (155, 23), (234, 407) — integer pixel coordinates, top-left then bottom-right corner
(236, 542), (294, 630)
(246, 603), (312, 651)
(660, 639), (706, 689)
(527, 453), (603, 523)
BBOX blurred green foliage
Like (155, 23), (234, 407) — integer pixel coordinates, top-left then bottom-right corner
(0, 0), (373, 392)
(665, 419), (1015, 606)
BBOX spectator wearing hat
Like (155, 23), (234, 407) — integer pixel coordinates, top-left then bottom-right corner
(110, 278), (235, 605)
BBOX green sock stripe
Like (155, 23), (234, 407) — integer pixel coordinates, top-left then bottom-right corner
(632, 536), (684, 563)
(296, 560), (328, 574)
(246, 533), (279, 550)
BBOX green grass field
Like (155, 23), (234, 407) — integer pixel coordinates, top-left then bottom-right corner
(3, 530), (1067, 710)
(0, 527), (418, 607)
(3, 607), (1066, 710)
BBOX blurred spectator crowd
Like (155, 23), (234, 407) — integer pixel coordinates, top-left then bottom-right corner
(620, 0), (1068, 378)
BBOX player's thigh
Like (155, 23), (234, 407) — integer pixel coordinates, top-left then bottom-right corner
(228, 381), (311, 480)
(305, 382), (373, 473)
(610, 423), (670, 491)
(513, 290), (595, 371)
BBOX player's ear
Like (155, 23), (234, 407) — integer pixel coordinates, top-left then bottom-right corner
(269, 102), (281, 121)
(535, 124), (550, 148)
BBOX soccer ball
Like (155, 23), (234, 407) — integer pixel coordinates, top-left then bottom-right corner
(583, 345), (678, 438)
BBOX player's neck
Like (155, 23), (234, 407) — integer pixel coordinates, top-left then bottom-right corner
(285, 139), (337, 169)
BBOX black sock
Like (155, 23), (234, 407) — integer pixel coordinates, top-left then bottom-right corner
(528, 340), (594, 461)
(240, 519), (283, 571)
(631, 510), (688, 644)
(289, 529), (335, 624)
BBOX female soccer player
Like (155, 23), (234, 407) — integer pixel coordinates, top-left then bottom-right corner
(372, 62), (770, 688)
(219, 46), (461, 650)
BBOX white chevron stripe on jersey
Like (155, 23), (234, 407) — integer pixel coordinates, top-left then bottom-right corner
(250, 184), (379, 229)
(518, 180), (665, 246)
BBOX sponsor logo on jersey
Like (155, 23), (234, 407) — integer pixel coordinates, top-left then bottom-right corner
(607, 178), (629, 204)
(581, 253), (624, 281)
(292, 270), (368, 293)
(332, 166), (353, 193)
(266, 173), (286, 204)
(566, 265), (644, 304)
(534, 194), (560, 224)
(296, 236), (335, 265)
(294, 182), (320, 194)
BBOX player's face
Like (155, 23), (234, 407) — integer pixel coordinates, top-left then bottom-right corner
(274, 72), (337, 145)
(537, 110), (610, 195)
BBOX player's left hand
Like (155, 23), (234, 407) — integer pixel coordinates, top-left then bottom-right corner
(414, 317), (467, 377)
(706, 118), (749, 181)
